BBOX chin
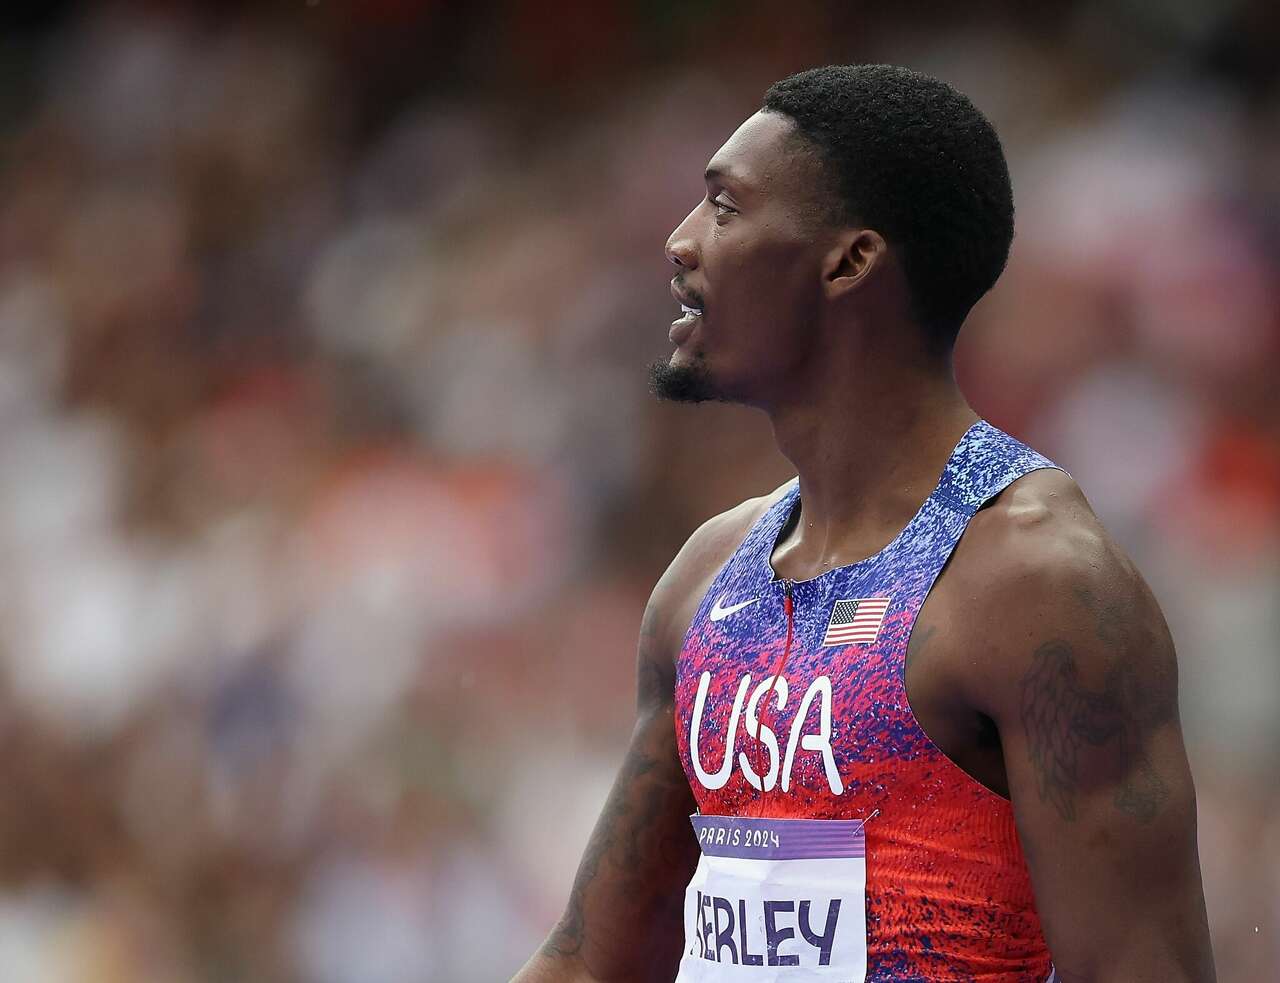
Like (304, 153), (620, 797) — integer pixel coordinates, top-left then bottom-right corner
(647, 355), (726, 404)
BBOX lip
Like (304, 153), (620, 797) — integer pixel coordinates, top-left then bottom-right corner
(669, 310), (699, 346)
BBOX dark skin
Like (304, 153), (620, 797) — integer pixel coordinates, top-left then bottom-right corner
(514, 111), (1214, 982)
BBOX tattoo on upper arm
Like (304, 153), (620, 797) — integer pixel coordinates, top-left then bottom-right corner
(636, 603), (675, 712)
(540, 732), (693, 960)
(1019, 640), (1172, 824)
(541, 597), (694, 965)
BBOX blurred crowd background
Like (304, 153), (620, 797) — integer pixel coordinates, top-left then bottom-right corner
(0, 1), (1276, 980)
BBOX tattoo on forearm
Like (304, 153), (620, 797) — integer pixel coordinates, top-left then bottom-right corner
(1019, 640), (1172, 824)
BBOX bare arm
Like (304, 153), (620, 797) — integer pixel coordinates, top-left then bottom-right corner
(513, 494), (780, 982)
(973, 512), (1215, 982)
(513, 596), (698, 983)
(513, 498), (770, 982)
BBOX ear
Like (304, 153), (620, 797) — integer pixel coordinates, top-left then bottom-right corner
(822, 228), (887, 300)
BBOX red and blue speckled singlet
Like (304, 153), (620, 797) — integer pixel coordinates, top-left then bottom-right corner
(674, 420), (1061, 981)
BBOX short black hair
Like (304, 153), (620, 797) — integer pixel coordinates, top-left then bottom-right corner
(763, 64), (1014, 348)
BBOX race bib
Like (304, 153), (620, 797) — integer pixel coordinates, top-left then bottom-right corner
(675, 815), (867, 982)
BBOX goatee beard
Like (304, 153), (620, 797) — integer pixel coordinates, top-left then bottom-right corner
(648, 357), (724, 404)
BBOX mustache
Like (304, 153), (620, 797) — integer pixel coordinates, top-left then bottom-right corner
(672, 277), (705, 308)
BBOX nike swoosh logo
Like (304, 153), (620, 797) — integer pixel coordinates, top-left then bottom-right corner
(708, 595), (760, 622)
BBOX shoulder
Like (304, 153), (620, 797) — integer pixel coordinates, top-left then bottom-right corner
(643, 481), (793, 663)
(956, 467), (1130, 600)
(942, 468), (1176, 720)
(674, 481), (792, 570)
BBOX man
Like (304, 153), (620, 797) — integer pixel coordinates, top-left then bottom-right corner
(514, 65), (1215, 982)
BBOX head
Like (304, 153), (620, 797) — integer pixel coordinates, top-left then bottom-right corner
(651, 64), (1014, 405)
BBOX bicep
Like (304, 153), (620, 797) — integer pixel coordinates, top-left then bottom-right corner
(536, 703), (699, 980)
(993, 572), (1214, 982)
(525, 585), (700, 982)
(518, 503), (758, 982)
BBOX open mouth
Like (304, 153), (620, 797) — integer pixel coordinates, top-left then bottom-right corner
(671, 302), (704, 346)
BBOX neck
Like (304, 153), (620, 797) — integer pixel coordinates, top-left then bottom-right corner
(766, 341), (977, 580)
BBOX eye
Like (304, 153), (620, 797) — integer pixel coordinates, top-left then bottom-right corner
(711, 195), (737, 217)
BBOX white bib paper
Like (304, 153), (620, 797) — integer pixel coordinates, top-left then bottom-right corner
(675, 815), (867, 982)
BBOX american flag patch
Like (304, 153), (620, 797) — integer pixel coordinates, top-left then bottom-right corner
(821, 597), (891, 647)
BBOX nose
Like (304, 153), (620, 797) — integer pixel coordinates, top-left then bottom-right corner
(665, 206), (700, 269)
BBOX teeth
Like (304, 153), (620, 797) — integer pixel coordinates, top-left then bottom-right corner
(681, 304), (703, 316)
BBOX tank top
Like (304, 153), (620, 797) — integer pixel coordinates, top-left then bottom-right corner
(674, 420), (1061, 981)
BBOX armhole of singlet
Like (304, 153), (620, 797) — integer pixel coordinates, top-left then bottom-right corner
(896, 463), (1068, 804)
(674, 479), (799, 658)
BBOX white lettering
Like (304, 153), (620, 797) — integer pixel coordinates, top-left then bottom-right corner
(690, 671), (752, 790)
(737, 676), (788, 792)
(691, 672), (845, 795)
(781, 676), (844, 794)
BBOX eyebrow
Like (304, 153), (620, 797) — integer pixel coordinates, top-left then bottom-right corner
(704, 165), (746, 188)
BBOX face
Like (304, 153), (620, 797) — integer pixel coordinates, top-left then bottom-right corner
(653, 110), (840, 406)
